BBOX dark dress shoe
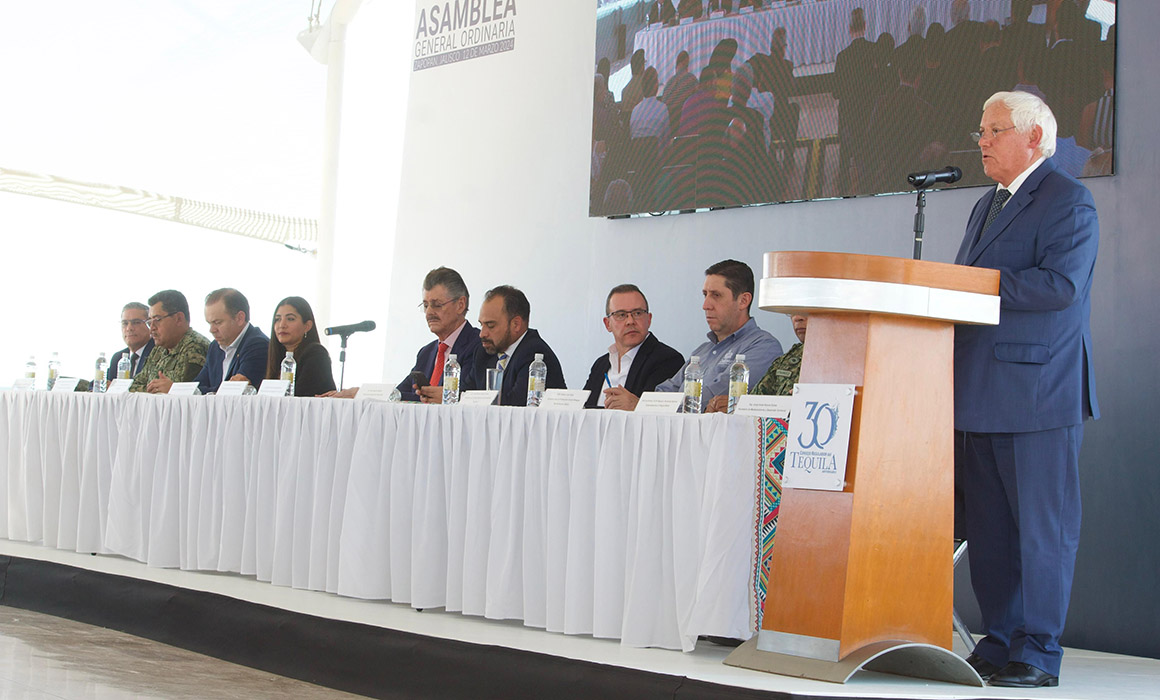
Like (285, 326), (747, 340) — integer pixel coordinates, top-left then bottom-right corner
(989, 661), (1059, 688)
(965, 653), (1001, 680)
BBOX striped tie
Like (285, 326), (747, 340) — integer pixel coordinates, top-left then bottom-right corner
(496, 352), (509, 389)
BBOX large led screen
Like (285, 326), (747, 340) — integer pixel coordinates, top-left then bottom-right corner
(590, 0), (1116, 217)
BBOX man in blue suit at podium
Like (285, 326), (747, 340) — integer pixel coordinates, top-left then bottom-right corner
(954, 91), (1099, 689)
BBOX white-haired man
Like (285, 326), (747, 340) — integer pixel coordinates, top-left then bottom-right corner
(954, 90), (1099, 689)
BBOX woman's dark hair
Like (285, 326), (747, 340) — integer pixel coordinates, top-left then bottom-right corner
(265, 296), (322, 380)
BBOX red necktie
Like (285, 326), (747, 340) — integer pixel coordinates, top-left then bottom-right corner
(430, 342), (449, 386)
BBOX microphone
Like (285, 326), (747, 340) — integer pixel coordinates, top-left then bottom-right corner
(907, 166), (962, 188)
(324, 320), (376, 336)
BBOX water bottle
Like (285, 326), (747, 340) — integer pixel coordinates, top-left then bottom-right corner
(443, 353), (461, 405)
(727, 353), (749, 414)
(24, 355), (37, 390)
(683, 355), (704, 414)
(387, 387), (402, 403)
(280, 351), (296, 397)
(47, 352), (61, 391)
(117, 351), (132, 380)
(527, 353), (547, 407)
(93, 352), (108, 393)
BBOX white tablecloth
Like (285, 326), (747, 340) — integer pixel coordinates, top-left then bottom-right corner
(0, 391), (760, 651)
(634, 0), (1012, 86)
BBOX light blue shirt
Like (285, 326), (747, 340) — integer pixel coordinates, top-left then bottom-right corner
(656, 317), (783, 404)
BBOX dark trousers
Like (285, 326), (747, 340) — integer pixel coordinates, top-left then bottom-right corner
(959, 425), (1083, 676)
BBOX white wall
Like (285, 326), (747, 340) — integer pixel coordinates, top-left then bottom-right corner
(382, 0), (980, 389)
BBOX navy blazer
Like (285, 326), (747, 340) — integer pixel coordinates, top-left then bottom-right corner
(107, 339), (155, 382)
(471, 328), (566, 406)
(396, 321), (483, 401)
(581, 333), (685, 408)
(953, 159), (1099, 433)
(195, 325), (270, 395)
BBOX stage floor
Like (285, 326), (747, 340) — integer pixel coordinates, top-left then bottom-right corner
(2, 540), (1156, 700)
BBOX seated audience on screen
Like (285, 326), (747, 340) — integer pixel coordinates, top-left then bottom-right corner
(473, 285), (566, 406)
(404, 267), (483, 403)
(654, 260), (782, 412)
(754, 314), (806, 396)
(108, 301), (154, 383)
(661, 50), (697, 127)
(629, 67), (671, 142)
(265, 296), (336, 397)
(621, 49), (647, 115)
(582, 284), (684, 410)
(194, 288), (269, 395)
(130, 290), (210, 393)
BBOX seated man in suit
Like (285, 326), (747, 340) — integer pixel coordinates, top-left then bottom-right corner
(194, 288), (269, 394)
(107, 301), (154, 382)
(130, 290), (209, 393)
(654, 259), (782, 412)
(583, 284), (684, 409)
(407, 267), (484, 403)
(473, 285), (565, 406)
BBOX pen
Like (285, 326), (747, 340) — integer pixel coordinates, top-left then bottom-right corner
(604, 372), (612, 389)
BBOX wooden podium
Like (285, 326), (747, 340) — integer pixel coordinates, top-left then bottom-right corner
(725, 252), (1000, 686)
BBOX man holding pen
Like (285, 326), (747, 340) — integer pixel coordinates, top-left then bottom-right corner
(582, 284), (685, 410)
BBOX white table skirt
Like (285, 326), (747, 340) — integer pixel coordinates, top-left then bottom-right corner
(634, 0), (1012, 87)
(1, 391), (760, 651)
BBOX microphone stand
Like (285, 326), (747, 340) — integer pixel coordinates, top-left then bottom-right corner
(912, 186), (927, 261)
(336, 333), (352, 390)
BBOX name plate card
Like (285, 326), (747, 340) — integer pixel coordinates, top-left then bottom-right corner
(733, 394), (792, 419)
(538, 388), (589, 411)
(258, 379), (290, 397)
(634, 391), (684, 414)
(12, 378), (34, 392)
(106, 379), (132, 394)
(215, 381), (250, 396)
(51, 377), (81, 393)
(784, 384), (857, 491)
(355, 383), (396, 402)
(459, 390), (499, 407)
(168, 382), (200, 396)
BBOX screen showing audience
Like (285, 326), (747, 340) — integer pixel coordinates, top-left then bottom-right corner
(590, 0), (1116, 217)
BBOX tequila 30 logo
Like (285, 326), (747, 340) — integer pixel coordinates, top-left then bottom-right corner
(797, 401), (839, 449)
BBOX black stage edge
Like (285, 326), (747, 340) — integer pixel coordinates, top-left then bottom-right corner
(0, 555), (877, 700)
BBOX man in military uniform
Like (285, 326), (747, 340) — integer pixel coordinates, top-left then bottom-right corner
(753, 314), (806, 396)
(130, 289), (210, 393)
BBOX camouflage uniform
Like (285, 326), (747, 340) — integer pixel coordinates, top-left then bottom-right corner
(129, 329), (209, 392)
(753, 342), (803, 396)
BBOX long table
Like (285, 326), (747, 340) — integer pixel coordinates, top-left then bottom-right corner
(0, 390), (764, 652)
(633, 0), (1012, 85)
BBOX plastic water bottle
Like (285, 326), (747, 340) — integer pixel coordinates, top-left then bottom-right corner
(93, 352), (108, 393)
(24, 356), (37, 389)
(280, 351), (296, 396)
(47, 352), (61, 390)
(683, 355), (704, 414)
(443, 353), (461, 404)
(117, 351), (132, 380)
(527, 353), (547, 407)
(727, 353), (750, 414)
(387, 387), (402, 403)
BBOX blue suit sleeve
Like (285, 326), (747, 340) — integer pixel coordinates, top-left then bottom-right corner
(235, 336), (269, 388)
(195, 363), (211, 395)
(997, 192), (1099, 312)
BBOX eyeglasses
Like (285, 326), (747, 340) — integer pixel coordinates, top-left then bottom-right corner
(970, 126), (1017, 143)
(121, 319), (147, 328)
(418, 297), (461, 312)
(607, 309), (649, 321)
(145, 313), (172, 329)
